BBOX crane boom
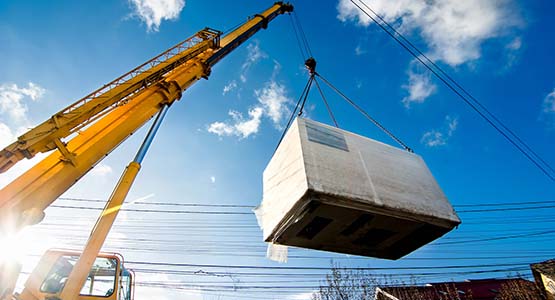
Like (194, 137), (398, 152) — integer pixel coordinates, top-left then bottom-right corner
(0, 28), (220, 173)
(0, 2), (293, 234)
(1, 3), (293, 299)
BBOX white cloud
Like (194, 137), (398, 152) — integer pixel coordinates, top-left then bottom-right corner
(240, 41), (267, 83)
(0, 123), (15, 149)
(0, 82), (45, 123)
(503, 36), (522, 69)
(337, 0), (520, 66)
(208, 81), (292, 139)
(507, 36), (522, 51)
(421, 115), (459, 147)
(90, 164), (113, 177)
(289, 292), (315, 300)
(0, 82), (46, 148)
(210, 176), (216, 183)
(129, 0), (185, 32)
(135, 273), (203, 300)
(222, 80), (237, 95)
(207, 107), (264, 139)
(541, 89), (555, 127)
(402, 62), (437, 108)
(338, 0), (521, 105)
(255, 81), (291, 127)
(209, 59), (292, 140)
(421, 130), (446, 147)
(447, 116), (458, 135)
(354, 44), (366, 56)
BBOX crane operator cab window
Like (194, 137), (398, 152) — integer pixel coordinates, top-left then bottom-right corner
(40, 255), (117, 297)
(119, 268), (133, 300)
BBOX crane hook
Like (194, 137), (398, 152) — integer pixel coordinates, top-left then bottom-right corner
(305, 57), (316, 75)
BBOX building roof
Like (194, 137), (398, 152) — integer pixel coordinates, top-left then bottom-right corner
(377, 278), (538, 300)
(531, 259), (555, 277)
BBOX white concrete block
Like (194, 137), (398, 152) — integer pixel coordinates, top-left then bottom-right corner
(256, 118), (461, 260)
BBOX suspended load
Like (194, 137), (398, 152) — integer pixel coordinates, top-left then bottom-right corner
(256, 118), (460, 260)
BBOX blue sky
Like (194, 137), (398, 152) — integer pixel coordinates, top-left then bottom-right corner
(0, 0), (554, 299)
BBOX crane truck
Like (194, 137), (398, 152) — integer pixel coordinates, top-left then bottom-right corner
(0, 2), (294, 299)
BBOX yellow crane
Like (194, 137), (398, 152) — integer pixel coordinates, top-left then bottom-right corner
(0, 2), (293, 299)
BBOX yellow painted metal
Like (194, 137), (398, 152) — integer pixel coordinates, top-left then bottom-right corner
(0, 261), (20, 300)
(58, 161), (140, 300)
(0, 81), (188, 232)
(0, 28), (220, 173)
(18, 250), (123, 300)
(0, 2), (293, 299)
(0, 1), (292, 234)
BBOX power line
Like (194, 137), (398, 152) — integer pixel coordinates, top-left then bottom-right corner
(49, 205), (252, 215)
(57, 196), (555, 210)
(58, 197), (254, 208)
(454, 200), (555, 207)
(435, 229), (555, 246)
(458, 205), (555, 213)
(348, 0), (555, 182)
(354, 0), (555, 178)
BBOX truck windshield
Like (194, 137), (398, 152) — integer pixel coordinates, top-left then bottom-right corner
(40, 255), (117, 297)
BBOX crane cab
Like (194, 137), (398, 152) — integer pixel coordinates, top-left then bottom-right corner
(17, 250), (134, 300)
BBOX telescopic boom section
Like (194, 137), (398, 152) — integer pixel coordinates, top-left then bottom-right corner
(0, 2), (293, 233)
(0, 28), (220, 174)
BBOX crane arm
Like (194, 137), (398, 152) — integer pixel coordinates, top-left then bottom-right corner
(0, 1), (292, 233)
(0, 1), (293, 174)
(1, 3), (293, 299)
(0, 28), (221, 173)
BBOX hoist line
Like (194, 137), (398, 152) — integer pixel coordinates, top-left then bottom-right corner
(289, 14), (309, 60)
(356, 0), (555, 176)
(316, 73), (413, 153)
(274, 75), (314, 152)
(313, 77), (339, 128)
(350, 0), (554, 182)
(285, 5), (410, 152)
(292, 11), (314, 58)
(298, 75), (315, 116)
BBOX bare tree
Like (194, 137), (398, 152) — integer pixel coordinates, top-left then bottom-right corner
(311, 263), (380, 300)
(498, 279), (541, 300)
(311, 264), (541, 300)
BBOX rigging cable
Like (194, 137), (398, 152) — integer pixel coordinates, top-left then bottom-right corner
(349, 0), (554, 182)
(297, 75), (315, 116)
(313, 77), (339, 127)
(287, 6), (413, 152)
(316, 72), (413, 152)
(289, 14), (309, 60)
(292, 10), (314, 58)
(274, 75), (314, 151)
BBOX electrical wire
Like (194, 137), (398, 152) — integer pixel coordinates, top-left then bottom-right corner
(57, 196), (555, 209)
(348, 0), (555, 182)
(49, 205), (252, 215)
(354, 0), (555, 178)
(58, 197), (254, 208)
